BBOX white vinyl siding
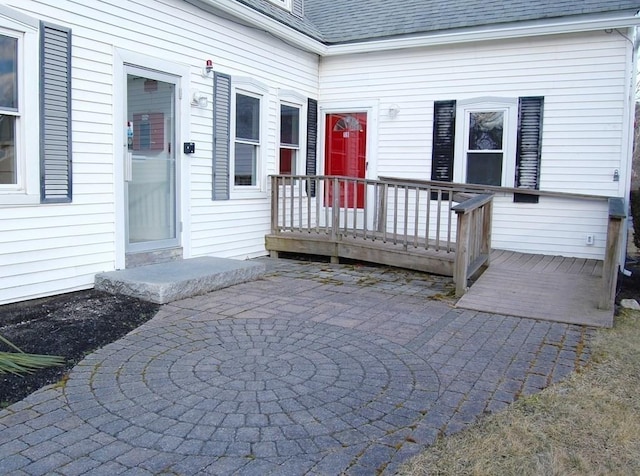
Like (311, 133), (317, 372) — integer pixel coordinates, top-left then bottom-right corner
(0, 0), (318, 305)
(319, 31), (632, 258)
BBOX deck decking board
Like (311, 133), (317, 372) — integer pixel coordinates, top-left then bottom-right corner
(531, 254), (555, 272)
(457, 251), (612, 327)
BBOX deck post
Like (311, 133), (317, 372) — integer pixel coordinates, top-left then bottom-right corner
(451, 193), (494, 297)
(599, 198), (626, 310)
(376, 183), (387, 233)
(270, 175), (279, 235)
(454, 211), (471, 297)
(481, 199), (493, 269)
(331, 177), (340, 241)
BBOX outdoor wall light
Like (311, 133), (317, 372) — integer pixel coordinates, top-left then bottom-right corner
(388, 104), (400, 119)
(192, 92), (208, 108)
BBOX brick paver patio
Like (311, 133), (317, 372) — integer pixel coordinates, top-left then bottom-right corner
(0, 258), (593, 475)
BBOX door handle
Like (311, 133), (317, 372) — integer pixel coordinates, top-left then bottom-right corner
(124, 151), (133, 182)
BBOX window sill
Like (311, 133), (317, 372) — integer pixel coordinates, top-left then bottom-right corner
(230, 187), (268, 201)
(0, 193), (40, 206)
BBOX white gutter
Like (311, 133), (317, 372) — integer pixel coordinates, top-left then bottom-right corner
(191, 1), (640, 57)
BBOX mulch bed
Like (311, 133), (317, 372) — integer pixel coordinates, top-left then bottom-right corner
(0, 290), (159, 408)
(0, 260), (639, 409)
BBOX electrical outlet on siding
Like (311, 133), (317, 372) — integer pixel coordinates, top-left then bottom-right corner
(585, 234), (595, 246)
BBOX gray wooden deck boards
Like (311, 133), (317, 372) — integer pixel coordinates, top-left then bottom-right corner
(456, 250), (612, 327)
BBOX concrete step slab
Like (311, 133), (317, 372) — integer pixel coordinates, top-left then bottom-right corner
(95, 257), (266, 304)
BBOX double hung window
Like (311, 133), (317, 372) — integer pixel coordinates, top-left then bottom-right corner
(234, 92), (261, 186)
(0, 34), (18, 186)
(279, 104), (300, 175)
(455, 98), (517, 187)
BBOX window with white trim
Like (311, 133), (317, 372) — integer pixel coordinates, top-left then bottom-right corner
(233, 91), (261, 186)
(0, 14), (39, 203)
(454, 98), (518, 187)
(0, 33), (18, 186)
(279, 103), (300, 175)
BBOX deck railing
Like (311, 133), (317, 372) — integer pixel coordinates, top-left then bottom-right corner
(452, 193), (494, 297)
(268, 175), (494, 294)
(269, 175), (626, 308)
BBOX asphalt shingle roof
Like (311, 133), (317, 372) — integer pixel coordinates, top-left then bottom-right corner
(238, 0), (640, 45)
(236, 0), (323, 39)
(305, 0), (640, 44)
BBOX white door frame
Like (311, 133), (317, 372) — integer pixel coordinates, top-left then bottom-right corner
(113, 49), (191, 269)
(318, 100), (379, 181)
(318, 101), (379, 228)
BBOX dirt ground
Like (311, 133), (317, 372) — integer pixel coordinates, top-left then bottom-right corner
(0, 290), (159, 407)
(1, 258), (639, 409)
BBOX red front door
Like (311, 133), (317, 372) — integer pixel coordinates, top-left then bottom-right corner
(325, 112), (367, 208)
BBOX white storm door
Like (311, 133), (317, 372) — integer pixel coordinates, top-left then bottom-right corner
(124, 66), (179, 252)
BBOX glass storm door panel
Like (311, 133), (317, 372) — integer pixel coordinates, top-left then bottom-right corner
(125, 68), (178, 251)
(324, 112), (367, 208)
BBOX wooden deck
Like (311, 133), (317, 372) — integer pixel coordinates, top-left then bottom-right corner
(456, 250), (613, 328)
(267, 175), (625, 329)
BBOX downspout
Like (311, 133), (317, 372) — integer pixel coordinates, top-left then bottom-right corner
(619, 18), (639, 276)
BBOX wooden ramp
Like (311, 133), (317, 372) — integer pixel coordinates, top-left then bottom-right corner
(456, 250), (613, 327)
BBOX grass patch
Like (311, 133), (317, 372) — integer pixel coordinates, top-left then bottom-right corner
(399, 309), (640, 475)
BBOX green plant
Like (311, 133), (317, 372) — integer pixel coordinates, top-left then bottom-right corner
(0, 333), (65, 376)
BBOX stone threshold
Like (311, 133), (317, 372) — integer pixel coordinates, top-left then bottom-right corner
(95, 257), (266, 304)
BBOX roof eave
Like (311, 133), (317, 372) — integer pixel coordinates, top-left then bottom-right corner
(324, 10), (640, 56)
(187, 2), (640, 57)
(189, 0), (328, 55)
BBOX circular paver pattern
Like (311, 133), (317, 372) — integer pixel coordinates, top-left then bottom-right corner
(65, 318), (440, 458)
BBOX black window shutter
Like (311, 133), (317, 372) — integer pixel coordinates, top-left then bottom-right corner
(431, 100), (456, 182)
(306, 98), (318, 197)
(514, 96), (544, 203)
(431, 100), (456, 199)
(40, 22), (72, 204)
(212, 72), (231, 200)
